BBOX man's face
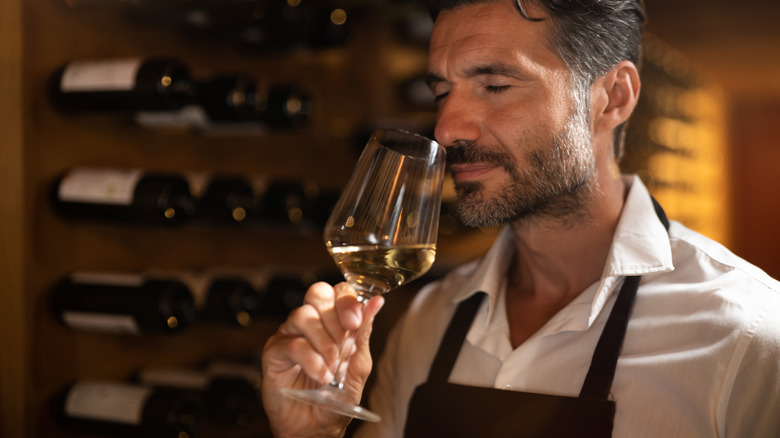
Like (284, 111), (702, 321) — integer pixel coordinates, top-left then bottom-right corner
(427, 1), (596, 228)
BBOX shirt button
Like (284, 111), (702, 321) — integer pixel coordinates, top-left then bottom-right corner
(502, 384), (513, 390)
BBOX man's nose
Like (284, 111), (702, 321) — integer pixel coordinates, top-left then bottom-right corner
(433, 90), (482, 148)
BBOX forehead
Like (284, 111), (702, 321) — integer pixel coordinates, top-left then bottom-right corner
(429, 1), (561, 74)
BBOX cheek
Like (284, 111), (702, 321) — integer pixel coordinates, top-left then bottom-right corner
(488, 91), (569, 136)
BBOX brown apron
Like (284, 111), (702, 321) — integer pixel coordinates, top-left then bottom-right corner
(403, 198), (669, 437)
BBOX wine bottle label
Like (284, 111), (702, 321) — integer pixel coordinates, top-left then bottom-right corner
(65, 381), (151, 425)
(137, 368), (210, 390)
(70, 271), (145, 287)
(135, 106), (268, 136)
(62, 311), (141, 335)
(135, 105), (210, 129)
(58, 168), (143, 205)
(60, 58), (143, 92)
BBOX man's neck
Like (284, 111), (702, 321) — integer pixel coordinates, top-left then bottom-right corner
(504, 175), (627, 347)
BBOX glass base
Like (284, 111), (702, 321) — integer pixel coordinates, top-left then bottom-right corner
(280, 384), (381, 423)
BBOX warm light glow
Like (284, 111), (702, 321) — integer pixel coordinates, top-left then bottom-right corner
(232, 207), (247, 222)
(230, 90), (246, 106)
(285, 97), (303, 115)
(161, 75), (172, 87)
(167, 316), (179, 329)
(330, 9), (348, 26)
(288, 207), (303, 223)
(236, 311), (251, 327)
(164, 208), (176, 219)
(643, 81), (730, 246)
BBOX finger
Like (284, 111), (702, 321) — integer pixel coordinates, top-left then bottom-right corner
(278, 304), (340, 366)
(263, 333), (334, 386)
(333, 282), (363, 331)
(281, 336), (335, 385)
(356, 295), (385, 348)
(301, 282), (350, 346)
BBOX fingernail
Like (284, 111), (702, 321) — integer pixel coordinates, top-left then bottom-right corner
(323, 370), (334, 384)
(346, 309), (361, 329)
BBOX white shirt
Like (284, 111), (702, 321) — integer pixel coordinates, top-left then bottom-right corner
(356, 175), (780, 437)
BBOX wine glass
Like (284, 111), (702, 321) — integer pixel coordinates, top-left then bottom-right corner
(280, 128), (446, 422)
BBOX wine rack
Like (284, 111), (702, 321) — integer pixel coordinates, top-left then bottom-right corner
(0, 1), (494, 437)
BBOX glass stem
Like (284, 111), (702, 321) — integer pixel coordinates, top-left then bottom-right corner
(329, 296), (368, 389)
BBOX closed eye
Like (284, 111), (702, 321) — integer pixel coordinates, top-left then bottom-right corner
(433, 92), (449, 102)
(486, 85), (510, 94)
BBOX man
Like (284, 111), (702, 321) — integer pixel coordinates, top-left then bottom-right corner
(261, 0), (780, 436)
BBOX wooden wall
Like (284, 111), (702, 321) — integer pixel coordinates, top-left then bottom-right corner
(730, 101), (780, 278)
(1, 0), (29, 436)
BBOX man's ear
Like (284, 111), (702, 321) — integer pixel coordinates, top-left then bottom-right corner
(592, 60), (640, 135)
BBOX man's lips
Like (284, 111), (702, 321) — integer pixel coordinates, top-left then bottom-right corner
(448, 163), (500, 182)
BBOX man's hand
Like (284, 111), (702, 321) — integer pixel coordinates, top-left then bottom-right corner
(261, 282), (385, 438)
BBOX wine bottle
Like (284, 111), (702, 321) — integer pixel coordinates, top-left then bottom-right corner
(261, 83), (312, 129)
(137, 363), (262, 427)
(240, 1), (352, 51)
(51, 272), (197, 334)
(301, 187), (341, 230)
(256, 180), (308, 228)
(54, 379), (205, 438)
(194, 74), (262, 123)
(52, 167), (196, 225)
(194, 175), (256, 224)
(135, 76), (312, 134)
(48, 57), (194, 116)
(259, 272), (317, 317)
(199, 277), (260, 328)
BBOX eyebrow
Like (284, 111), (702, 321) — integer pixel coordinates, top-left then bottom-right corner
(467, 62), (529, 80)
(426, 62), (530, 89)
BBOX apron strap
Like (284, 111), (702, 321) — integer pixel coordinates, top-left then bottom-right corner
(578, 275), (640, 400)
(427, 293), (485, 383)
(652, 196), (671, 230)
(579, 196), (670, 400)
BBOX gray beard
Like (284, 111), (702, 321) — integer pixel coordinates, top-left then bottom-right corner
(450, 102), (595, 229)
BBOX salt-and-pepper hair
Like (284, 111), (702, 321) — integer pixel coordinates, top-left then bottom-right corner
(425, 0), (646, 159)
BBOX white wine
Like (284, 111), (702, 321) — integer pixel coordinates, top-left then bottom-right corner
(328, 244), (435, 297)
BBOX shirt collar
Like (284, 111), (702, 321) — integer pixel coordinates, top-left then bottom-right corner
(449, 174), (675, 329)
(603, 174), (674, 278)
(586, 174), (675, 325)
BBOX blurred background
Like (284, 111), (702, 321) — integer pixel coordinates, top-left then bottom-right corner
(1, 0), (779, 437)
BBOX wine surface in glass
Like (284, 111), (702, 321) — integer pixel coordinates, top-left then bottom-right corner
(328, 244), (436, 297)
